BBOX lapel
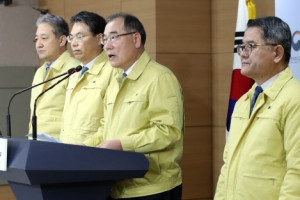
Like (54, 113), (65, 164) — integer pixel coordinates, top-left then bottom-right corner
(228, 84), (263, 160)
(44, 50), (71, 80)
(34, 62), (47, 96)
(34, 50), (72, 97)
(126, 51), (151, 81)
(73, 51), (108, 88)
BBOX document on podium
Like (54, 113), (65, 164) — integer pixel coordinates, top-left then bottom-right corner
(26, 133), (62, 143)
(0, 138), (7, 171)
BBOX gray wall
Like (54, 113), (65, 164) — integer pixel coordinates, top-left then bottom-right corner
(0, 0), (40, 66)
(0, 0), (40, 184)
(0, 67), (36, 138)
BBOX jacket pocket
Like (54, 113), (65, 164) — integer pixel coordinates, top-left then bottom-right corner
(235, 170), (283, 199)
(123, 95), (148, 104)
(243, 173), (283, 185)
(38, 115), (62, 122)
(83, 84), (106, 90)
(123, 95), (148, 112)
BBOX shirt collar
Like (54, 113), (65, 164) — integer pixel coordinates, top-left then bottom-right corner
(123, 60), (137, 76)
(260, 71), (284, 90)
(45, 59), (56, 69)
(81, 54), (101, 70)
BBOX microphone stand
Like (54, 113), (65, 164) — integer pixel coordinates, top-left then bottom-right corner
(31, 73), (76, 140)
(6, 65), (81, 138)
(6, 72), (69, 138)
(32, 65), (82, 140)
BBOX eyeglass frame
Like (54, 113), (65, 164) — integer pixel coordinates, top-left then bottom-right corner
(100, 31), (137, 45)
(67, 32), (91, 43)
(237, 43), (278, 56)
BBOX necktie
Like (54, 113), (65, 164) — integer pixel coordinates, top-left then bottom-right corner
(250, 86), (263, 116)
(122, 72), (127, 81)
(80, 66), (89, 78)
(44, 66), (50, 80)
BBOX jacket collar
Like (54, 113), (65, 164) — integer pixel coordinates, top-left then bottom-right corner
(85, 51), (108, 76)
(51, 50), (72, 71)
(243, 67), (293, 102)
(126, 51), (151, 81)
(263, 67), (293, 100)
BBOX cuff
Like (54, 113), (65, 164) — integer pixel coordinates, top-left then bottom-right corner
(120, 135), (135, 151)
(83, 135), (102, 147)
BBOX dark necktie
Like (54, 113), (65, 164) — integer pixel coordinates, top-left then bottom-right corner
(80, 66), (89, 78)
(250, 86), (263, 116)
(122, 72), (127, 81)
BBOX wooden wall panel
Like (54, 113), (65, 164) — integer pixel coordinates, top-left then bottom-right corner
(211, 0), (237, 54)
(212, 127), (226, 194)
(156, 0), (211, 54)
(0, 185), (15, 200)
(212, 53), (233, 127)
(180, 127), (212, 200)
(121, 0), (156, 54)
(156, 54), (211, 127)
(39, 0), (65, 17)
(64, 0), (121, 22)
(255, 1), (275, 18)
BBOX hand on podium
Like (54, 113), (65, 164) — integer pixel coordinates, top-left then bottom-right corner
(97, 140), (123, 150)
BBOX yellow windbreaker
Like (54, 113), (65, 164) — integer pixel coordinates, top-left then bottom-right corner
(85, 51), (184, 198)
(215, 67), (300, 199)
(60, 52), (118, 144)
(28, 50), (80, 139)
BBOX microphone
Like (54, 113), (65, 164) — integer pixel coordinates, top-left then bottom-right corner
(31, 65), (82, 140)
(6, 65), (82, 138)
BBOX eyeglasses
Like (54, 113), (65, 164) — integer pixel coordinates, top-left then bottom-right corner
(237, 43), (278, 56)
(100, 32), (137, 45)
(67, 33), (90, 43)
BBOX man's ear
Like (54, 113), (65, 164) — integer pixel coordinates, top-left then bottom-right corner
(96, 33), (102, 46)
(60, 35), (67, 46)
(133, 32), (142, 48)
(274, 45), (284, 64)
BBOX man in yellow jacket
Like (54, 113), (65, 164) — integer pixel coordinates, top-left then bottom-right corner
(215, 16), (300, 199)
(60, 11), (118, 144)
(29, 14), (80, 139)
(85, 13), (184, 199)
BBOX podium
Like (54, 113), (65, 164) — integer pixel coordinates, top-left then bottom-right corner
(0, 138), (149, 200)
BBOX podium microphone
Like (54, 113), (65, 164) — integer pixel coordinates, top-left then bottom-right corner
(6, 65), (82, 138)
(31, 65), (82, 140)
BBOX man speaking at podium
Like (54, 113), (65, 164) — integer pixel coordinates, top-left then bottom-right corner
(29, 14), (79, 139)
(84, 13), (184, 200)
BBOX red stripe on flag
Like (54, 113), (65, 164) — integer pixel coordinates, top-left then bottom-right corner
(230, 69), (254, 101)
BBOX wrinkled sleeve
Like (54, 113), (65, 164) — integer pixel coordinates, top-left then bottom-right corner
(121, 72), (184, 153)
(83, 118), (104, 147)
(214, 142), (228, 200)
(279, 102), (300, 199)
